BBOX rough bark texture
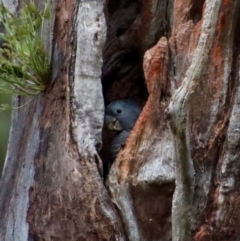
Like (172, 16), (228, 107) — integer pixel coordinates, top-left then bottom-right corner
(1, 0), (240, 241)
(0, 0), (125, 241)
(107, 37), (174, 241)
(103, 0), (240, 240)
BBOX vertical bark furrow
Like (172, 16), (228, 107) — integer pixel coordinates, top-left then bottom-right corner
(71, 0), (106, 157)
(0, 99), (39, 241)
(168, 0), (222, 240)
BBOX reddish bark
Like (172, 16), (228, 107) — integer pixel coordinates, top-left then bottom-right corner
(1, 0), (240, 240)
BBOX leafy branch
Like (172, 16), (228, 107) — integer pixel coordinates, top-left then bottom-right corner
(0, 1), (51, 110)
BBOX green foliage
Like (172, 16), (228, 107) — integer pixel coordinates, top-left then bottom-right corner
(0, 1), (50, 111)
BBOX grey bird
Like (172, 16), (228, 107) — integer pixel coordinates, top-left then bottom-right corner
(105, 99), (142, 162)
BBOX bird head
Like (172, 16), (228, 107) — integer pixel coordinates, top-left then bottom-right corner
(104, 99), (142, 132)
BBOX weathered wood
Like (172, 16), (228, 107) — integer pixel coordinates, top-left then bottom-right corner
(107, 37), (174, 241)
(1, 0), (240, 240)
(168, 0), (221, 240)
(104, 0), (240, 240)
(0, 0), (125, 240)
(169, 0), (240, 240)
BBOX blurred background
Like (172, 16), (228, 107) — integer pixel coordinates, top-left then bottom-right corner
(0, 94), (11, 176)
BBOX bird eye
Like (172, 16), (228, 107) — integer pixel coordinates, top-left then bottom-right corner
(117, 109), (122, 114)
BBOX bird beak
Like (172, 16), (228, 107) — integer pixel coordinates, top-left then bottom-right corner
(104, 115), (123, 131)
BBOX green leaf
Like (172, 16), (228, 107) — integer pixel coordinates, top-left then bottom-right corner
(0, 104), (12, 110)
(0, 0), (51, 109)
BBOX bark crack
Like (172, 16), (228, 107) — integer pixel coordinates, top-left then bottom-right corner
(167, 0), (222, 240)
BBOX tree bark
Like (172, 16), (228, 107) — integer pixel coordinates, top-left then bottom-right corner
(0, 0), (125, 240)
(1, 0), (240, 241)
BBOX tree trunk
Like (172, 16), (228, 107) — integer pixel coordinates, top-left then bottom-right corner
(1, 0), (240, 241)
